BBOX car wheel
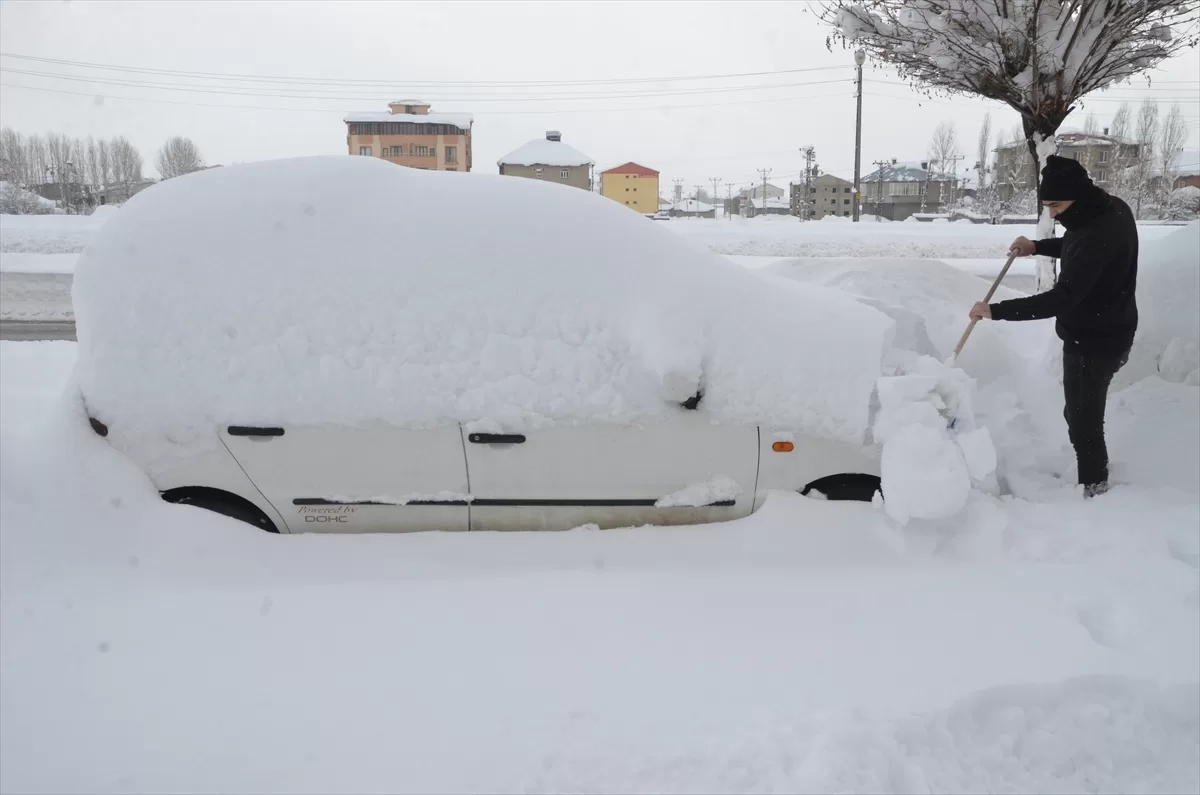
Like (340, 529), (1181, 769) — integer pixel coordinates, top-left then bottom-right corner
(801, 474), (881, 502)
(162, 488), (279, 533)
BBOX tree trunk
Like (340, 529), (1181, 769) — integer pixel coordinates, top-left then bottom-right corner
(1023, 117), (1058, 293)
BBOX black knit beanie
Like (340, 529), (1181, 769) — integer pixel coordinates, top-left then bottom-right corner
(1039, 154), (1095, 201)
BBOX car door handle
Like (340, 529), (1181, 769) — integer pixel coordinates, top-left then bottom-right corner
(227, 425), (285, 437)
(468, 433), (526, 445)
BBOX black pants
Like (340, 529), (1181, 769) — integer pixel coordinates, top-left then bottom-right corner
(1062, 347), (1130, 488)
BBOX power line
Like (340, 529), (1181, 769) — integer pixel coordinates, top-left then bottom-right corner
(0, 51), (846, 88)
(0, 80), (857, 115)
(0, 66), (852, 102)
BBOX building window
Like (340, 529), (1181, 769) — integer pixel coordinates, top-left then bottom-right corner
(535, 168), (544, 178)
(809, 187), (816, 193)
(359, 146), (372, 156)
(844, 187), (851, 193)
(844, 199), (850, 204)
(446, 146), (457, 163)
(1096, 169), (1108, 182)
(405, 105), (414, 114)
(1098, 150), (1109, 163)
(561, 168), (569, 179)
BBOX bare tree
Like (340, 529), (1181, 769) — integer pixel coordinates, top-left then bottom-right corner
(1157, 104), (1189, 210)
(0, 128), (25, 185)
(155, 136), (204, 180)
(1107, 102), (1133, 200)
(110, 137), (145, 201)
(1132, 99), (1161, 216)
(976, 112), (992, 192)
(825, 0), (1200, 291)
(96, 138), (113, 189)
(926, 120), (960, 209)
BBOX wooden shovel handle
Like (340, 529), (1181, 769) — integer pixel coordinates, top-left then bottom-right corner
(952, 251), (1019, 359)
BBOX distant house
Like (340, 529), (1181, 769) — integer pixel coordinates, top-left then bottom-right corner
(497, 131), (594, 191)
(1145, 148), (1200, 192)
(671, 199), (715, 219)
(861, 161), (958, 221)
(994, 129), (1141, 201)
(741, 197), (790, 218)
(731, 182), (785, 216)
(790, 173), (854, 219)
(599, 162), (660, 213)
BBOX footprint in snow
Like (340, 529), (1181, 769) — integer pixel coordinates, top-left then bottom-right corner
(1076, 598), (1139, 649)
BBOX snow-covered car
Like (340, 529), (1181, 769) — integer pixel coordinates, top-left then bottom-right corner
(72, 156), (891, 534)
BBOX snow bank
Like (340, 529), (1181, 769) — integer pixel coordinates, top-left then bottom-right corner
(3, 340), (1198, 794)
(72, 156), (891, 464)
(1130, 222), (1200, 385)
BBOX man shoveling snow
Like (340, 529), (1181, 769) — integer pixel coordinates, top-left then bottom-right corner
(970, 155), (1138, 498)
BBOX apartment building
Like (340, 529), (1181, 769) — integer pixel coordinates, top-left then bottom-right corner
(790, 173), (854, 219)
(344, 101), (473, 171)
(993, 129), (1140, 200)
(599, 162), (660, 213)
(497, 131), (594, 190)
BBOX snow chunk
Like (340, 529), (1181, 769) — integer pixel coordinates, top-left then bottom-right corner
(880, 424), (971, 525)
(72, 157), (892, 468)
(654, 475), (742, 508)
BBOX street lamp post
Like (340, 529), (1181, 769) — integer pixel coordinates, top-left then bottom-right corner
(853, 49), (866, 222)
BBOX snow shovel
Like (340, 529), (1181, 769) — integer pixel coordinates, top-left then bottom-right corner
(948, 250), (1019, 365)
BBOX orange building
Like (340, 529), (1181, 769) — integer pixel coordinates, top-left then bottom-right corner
(599, 162), (660, 213)
(344, 101), (473, 172)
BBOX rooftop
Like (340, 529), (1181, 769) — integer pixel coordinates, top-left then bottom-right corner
(862, 162), (954, 183)
(498, 133), (594, 168)
(601, 162), (660, 177)
(344, 111), (473, 130)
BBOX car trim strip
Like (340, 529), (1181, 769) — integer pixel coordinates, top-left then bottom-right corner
(293, 498), (737, 508)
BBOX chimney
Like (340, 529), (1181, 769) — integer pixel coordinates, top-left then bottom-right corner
(1103, 126), (1110, 136)
(545, 131), (562, 142)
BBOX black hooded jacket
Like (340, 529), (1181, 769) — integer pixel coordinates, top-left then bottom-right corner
(990, 186), (1138, 355)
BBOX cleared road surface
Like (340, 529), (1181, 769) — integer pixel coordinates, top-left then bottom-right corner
(0, 320), (77, 341)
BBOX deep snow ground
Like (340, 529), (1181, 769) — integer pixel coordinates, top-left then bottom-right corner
(1, 342), (1197, 794)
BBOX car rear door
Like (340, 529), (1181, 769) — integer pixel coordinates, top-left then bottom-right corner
(464, 414), (759, 531)
(220, 424), (469, 533)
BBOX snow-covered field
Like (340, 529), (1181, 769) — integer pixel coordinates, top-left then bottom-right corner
(1, 191), (1198, 792)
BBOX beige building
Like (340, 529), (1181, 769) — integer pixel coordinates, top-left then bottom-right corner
(791, 173), (855, 219)
(498, 131), (594, 190)
(344, 101), (473, 171)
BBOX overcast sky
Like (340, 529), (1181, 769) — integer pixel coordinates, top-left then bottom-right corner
(2, 0), (1197, 191)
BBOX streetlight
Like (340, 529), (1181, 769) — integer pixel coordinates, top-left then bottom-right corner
(853, 49), (866, 222)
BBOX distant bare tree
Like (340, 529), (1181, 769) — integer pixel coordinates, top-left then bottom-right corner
(1132, 99), (1161, 216)
(1157, 104), (1189, 209)
(110, 137), (145, 200)
(96, 138), (113, 189)
(926, 120), (960, 210)
(1107, 102), (1133, 200)
(155, 136), (204, 180)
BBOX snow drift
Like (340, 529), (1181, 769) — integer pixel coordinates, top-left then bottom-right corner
(1131, 221), (1200, 385)
(72, 157), (892, 456)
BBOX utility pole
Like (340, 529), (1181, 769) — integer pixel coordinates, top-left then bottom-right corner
(709, 176), (722, 219)
(672, 178), (684, 210)
(871, 159), (890, 222)
(693, 184), (703, 219)
(799, 148), (816, 221)
(725, 182), (734, 221)
(756, 168), (771, 218)
(853, 49), (866, 222)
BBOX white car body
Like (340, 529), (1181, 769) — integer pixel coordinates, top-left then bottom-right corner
(129, 415), (879, 534)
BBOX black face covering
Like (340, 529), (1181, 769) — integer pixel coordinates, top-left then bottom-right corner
(1051, 184), (1108, 230)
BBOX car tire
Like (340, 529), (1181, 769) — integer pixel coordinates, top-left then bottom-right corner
(801, 474), (881, 502)
(163, 488), (279, 533)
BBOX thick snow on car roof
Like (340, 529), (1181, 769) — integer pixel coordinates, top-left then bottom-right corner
(72, 156), (891, 452)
